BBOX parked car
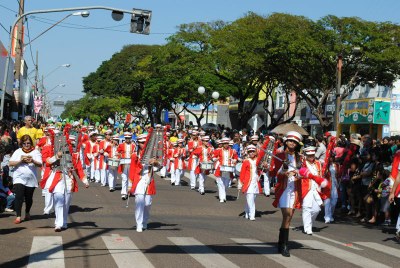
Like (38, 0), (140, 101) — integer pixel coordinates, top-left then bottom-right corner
(201, 123), (220, 132)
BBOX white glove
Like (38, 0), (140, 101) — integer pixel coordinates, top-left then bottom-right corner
(144, 177), (150, 185)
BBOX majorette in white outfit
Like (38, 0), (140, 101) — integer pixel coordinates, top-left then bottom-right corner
(214, 137), (238, 202)
(106, 134), (120, 192)
(192, 136), (214, 195)
(299, 146), (328, 235)
(171, 139), (186, 186)
(270, 131), (303, 258)
(117, 132), (136, 200)
(239, 145), (262, 220)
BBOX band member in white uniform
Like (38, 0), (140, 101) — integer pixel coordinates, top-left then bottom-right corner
(187, 130), (200, 190)
(239, 145), (262, 220)
(117, 132), (136, 200)
(99, 130), (112, 186)
(214, 137), (238, 202)
(129, 133), (160, 232)
(299, 146), (328, 235)
(83, 131), (98, 182)
(192, 136), (214, 195)
(270, 131), (303, 257)
(106, 135), (120, 192)
(171, 139), (186, 186)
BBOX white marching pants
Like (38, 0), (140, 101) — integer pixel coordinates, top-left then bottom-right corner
(63, 193), (72, 228)
(216, 175), (230, 201)
(263, 173), (271, 196)
(100, 168), (108, 186)
(174, 169), (183, 185)
(160, 166), (167, 177)
(135, 194), (152, 229)
(53, 192), (65, 229)
(190, 170), (198, 188)
(324, 197), (338, 223)
(170, 164), (176, 185)
(43, 189), (54, 214)
(245, 193), (257, 220)
(198, 173), (206, 193)
(302, 201), (321, 234)
(108, 168), (118, 189)
(396, 214), (400, 232)
(121, 165), (130, 195)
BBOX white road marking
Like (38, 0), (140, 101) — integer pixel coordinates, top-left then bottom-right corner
(231, 238), (318, 268)
(102, 234), (154, 268)
(28, 236), (65, 268)
(168, 237), (239, 268)
(289, 226), (363, 250)
(296, 240), (391, 268)
(355, 242), (400, 259)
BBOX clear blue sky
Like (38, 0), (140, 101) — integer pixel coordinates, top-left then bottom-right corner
(1, 0), (400, 116)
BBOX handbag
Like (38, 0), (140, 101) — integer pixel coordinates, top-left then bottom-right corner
(341, 170), (350, 182)
(363, 194), (373, 204)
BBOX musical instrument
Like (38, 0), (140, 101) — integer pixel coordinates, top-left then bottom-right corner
(140, 127), (164, 166)
(120, 158), (131, 165)
(220, 165), (235, 172)
(200, 162), (214, 170)
(108, 158), (120, 168)
(258, 136), (277, 171)
(235, 163), (242, 176)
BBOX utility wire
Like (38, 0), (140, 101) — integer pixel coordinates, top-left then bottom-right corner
(0, 21), (10, 34)
(0, 3), (17, 13)
(25, 18), (36, 67)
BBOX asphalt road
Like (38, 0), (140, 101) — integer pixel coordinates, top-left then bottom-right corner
(0, 172), (399, 268)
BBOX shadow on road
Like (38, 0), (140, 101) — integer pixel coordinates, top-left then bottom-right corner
(69, 205), (103, 214)
(0, 227), (26, 235)
(147, 221), (181, 231)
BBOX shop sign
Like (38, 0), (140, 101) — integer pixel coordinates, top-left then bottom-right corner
(340, 98), (390, 124)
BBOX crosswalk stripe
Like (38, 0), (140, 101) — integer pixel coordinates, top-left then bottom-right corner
(102, 234), (154, 268)
(355, 242), (400, 258)
(168, 237), (239, 268)
(27, 236), (65, 268)
(231, 238), (318, 268)
(311, 233), (363, 250)
(296, 240), (391, 268)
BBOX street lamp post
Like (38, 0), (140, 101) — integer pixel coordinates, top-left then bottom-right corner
(0, 5), (152, 120)
(197, 86), (219, 124)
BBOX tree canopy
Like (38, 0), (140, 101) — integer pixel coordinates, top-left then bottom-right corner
(65, 13), (400, 130)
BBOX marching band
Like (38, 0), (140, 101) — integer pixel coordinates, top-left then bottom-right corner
(23, 122), (373, 258)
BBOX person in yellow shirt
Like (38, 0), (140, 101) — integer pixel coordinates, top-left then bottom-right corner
(17, 116), (38, 146)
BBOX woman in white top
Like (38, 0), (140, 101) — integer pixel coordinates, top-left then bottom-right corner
(9, 134), (42, 224)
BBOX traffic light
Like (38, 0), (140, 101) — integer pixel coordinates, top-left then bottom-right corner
(130, 10), (152, 35)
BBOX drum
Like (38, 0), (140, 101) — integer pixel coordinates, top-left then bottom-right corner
(120, 158), (131, 165)
(108, 158), (120, 168)
(200, 162), (214, 170)
(235, 163), (242, 176)
(220, 165), (235, 172)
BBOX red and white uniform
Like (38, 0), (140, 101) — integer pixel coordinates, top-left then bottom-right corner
(129, 149), (157, 231)
(214, 148), (238, 177)
(193, 146), (214, 175)
(173, 147), (187, 170)
(270, 152), (302, 209)
(187, 139), (200, 170)
(117, 141), (136, 196)
(44, 142), (88, 229)
(300, 158), (328, 234)
(84, 140), (99, 181)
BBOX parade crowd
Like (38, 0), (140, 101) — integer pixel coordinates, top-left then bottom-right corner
(0, 116), (399, 257)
